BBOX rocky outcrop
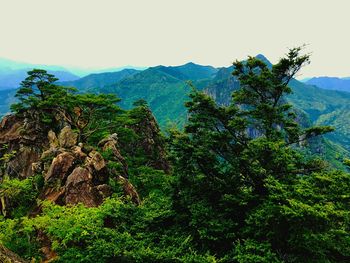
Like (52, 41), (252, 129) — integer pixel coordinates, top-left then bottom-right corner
(0, 114), (141, 210)
(0, 112), (157, 260)
(0, 114), (44, 179)
(0, 244), (27, 263)
(98, 134), (140, 204)
(127, 108), (170, 173)
(64, 167), (102, 206)
(45, 152), (75, 182)
(37, 128), (140, 207)
(99, 133), (128, 177)
(36, 127), (112, 207)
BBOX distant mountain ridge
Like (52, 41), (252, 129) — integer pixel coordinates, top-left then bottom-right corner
(0, 57), (146, 89)
(59, 62), (218, 127)
(59, 69), (140, 91)
(153, 62), (218, 80)
(306, 76), (350, 92)
(0, 57), (80, 90)
(0, 69), (79, 90)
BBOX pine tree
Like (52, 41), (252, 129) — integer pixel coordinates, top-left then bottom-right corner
(169, 47), (339, 260)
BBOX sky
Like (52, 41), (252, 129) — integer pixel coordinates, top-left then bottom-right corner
(0, 0), (349, 78)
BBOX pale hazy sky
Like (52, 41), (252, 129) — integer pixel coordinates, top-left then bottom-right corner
(0, 0), (349, 77)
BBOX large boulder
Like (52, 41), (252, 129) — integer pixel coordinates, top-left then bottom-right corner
(86, 151), (106, 172)
(71, 145), (87, 160)
(58, 126), (78, 148)
(64, 167), (103, 207)
(47, 130), (59, 149)
(45, 152), (75, 182)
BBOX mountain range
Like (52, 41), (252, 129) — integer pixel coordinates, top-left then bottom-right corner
(0, 57), (145, 90)
(0, 57), (81, 90)
(1, 56), (350, 166)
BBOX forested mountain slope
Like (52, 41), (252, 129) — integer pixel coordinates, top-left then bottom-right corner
(1, 58), (350, 154)
(59, 68), (139, 91)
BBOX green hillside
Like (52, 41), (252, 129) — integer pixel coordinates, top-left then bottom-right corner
(288, 79), (350, 150)
(59, 68), (139, 90)
(100, 67), (192, 128)
(156, 62), (218, 80)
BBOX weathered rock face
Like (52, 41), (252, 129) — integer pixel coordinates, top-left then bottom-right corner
(38, 128), (113, 207)
(64, 167), (102, 207)
(45, 152), (75, 182)
(0, 115), (23, 144)
(72, 145), (87, 160)
(58, 126), (78, 148)
(6, 146), (41, 178)
(116, 175), (140, 205)
(48, 130), (59, 149)
(87, 151), (106, 172)
(38, 128), (141, 207)
(0, 114), (44, 179)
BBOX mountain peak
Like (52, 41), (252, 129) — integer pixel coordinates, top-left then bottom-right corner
(255, 54), (268, 60)
(255, 54), (272, 67)
(183, 62), (197, 66)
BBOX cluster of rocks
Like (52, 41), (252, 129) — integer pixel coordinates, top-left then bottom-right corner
(36, 127), (139, 207)
(0, 114), (140, 212)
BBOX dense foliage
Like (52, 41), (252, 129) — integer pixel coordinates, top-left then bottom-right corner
(1, 49), (350, 262)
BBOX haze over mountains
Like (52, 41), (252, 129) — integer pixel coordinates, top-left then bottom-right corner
(0, 57), (145, 90)
(0, 58), (80, 90)
(1, 55), (350, 165)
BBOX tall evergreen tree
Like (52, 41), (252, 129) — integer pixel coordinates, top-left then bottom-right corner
(169, 47), (342, 261)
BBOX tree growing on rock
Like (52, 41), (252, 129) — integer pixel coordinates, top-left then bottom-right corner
(11, 69), (74, 124)
(10, 69), (122, 142)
